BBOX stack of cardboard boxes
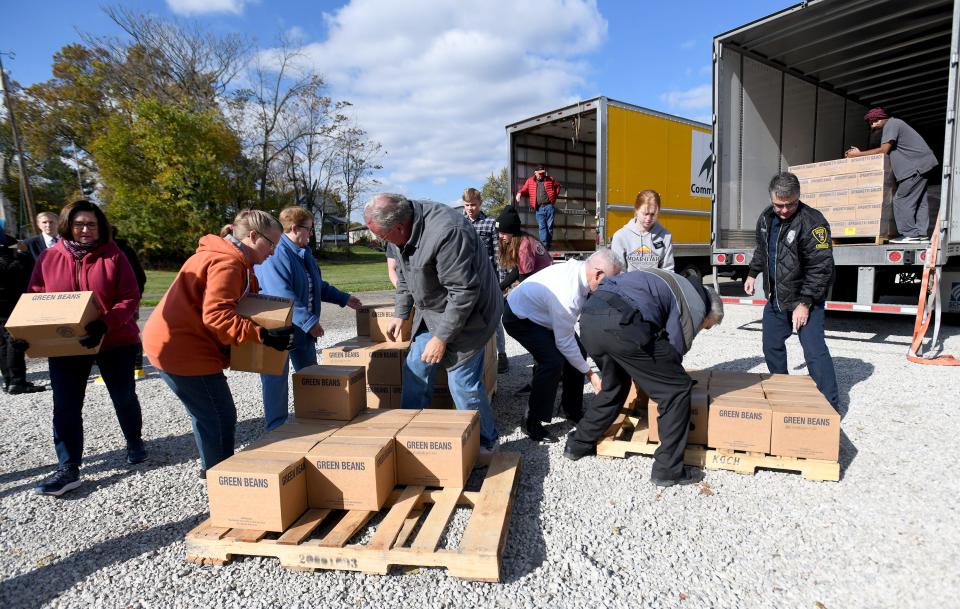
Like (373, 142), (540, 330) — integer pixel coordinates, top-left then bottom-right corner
(205, 302), (495, 533)
(789, 153), (896, 239)
(637, 370), (840, 462)
(207, 406), (481, 532)
(327, 304), (496, 409)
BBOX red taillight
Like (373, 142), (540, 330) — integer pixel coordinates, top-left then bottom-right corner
(734, 253), (746, 264)
(887, 250), (903, 263)
(714, 253), (727, 264)
(919, 250), (927, 262)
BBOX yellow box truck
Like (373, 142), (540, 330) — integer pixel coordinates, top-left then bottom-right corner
(506, 96), (712, 276)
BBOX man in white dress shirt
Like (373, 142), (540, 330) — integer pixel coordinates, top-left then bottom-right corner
(502, 248), (622, 442)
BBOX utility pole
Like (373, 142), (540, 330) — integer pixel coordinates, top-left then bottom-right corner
(0, 52), (36, 237)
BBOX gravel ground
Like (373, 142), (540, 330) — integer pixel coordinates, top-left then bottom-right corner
(1, 287), (958, 609)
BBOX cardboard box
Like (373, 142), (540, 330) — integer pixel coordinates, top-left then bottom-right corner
(789, 153), (887, 179)
(292, 365), (366, 421)
(244, 435), (324, 454)
(395, 417), (480, 487)
(207, 451), (307, 532)
(769, 402), (840, 461)
(707, 397), (773, 453)
(763, 374), (817, 387)
(412, 409), (478, 424)
(356, 305), (373, 336)
(5, 291), (102, 357)
(366, 384), (402, 408)
(352, 408), (420, 426)
(321, 338), (409, 385)
(304, 438), (396, 511)
(230, 294), (293, 375)
(430, 387), (456, 409)
(648, 387), (708, 445)
(368, 304), (412, 342)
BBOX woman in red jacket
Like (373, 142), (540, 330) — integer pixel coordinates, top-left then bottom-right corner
(28, 200), (145, 497)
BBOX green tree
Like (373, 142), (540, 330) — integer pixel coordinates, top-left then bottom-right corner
(482, 167), (510, 215)
(91, 98), (243, 263)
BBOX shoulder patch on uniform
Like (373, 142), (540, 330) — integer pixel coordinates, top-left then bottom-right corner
(812, 226), (830, 248)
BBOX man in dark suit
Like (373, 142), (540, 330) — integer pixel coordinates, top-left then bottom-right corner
(24, 211), (59, 261)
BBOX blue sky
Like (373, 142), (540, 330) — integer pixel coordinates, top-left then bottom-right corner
(4, 0), (794, 209)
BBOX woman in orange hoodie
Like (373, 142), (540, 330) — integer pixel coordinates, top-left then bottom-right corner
(143, 209), (293, 475)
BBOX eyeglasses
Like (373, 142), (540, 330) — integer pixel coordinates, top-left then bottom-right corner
(71, 222), (98, 231)
(258, 232), (276, 251)
(295, 224), (313, 232)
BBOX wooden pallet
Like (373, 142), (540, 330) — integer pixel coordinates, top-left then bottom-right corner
(704, 448), (840, 482)
(832, 235), (891, 245)
(185, 451), (521, 582)
(596, 410), (706, 466)
(597, 410), (840, 482)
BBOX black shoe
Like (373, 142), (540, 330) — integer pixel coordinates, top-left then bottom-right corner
(563, 442), (595, 461)
(34, 466), (81, 496)
(523, 419), (558, 443)
(517, 383), (532, 395)
(497, 353), (509, 373)
(650, 466), (705, 488)
(199, 468), (207, 480)
(8, 383), (46, 395)
(126, 442), (148, 465)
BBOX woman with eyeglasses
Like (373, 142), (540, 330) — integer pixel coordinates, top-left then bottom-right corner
(143, 209), (293, 476)
(254, 206), (362, 431)
(27, 200), (145, 496)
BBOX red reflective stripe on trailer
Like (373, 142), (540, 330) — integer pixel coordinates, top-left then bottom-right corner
(721, 297), (767, 306)
(826, 303), (854, 310)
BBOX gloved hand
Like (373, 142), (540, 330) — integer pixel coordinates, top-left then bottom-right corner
(79, 319), (108, 349)
(259, 325), (295, 351)
(11, 339), (30, 352)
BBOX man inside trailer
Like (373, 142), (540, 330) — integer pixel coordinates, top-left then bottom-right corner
(845, 107), (938, 244)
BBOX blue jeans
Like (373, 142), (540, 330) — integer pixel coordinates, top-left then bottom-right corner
(762, 303), (840, 407)
(400, 325), (498, 449)
(160, 370), (236, 470)
(260, 328), (318, 431)
(536, 204), (554, 249)
(48, 343), (143, 467)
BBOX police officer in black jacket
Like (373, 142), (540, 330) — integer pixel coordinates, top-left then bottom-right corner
(564, 268), (724, 487)
(745, 172), (838, 408)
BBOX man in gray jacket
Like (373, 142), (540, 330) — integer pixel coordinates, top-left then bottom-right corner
(364, 193), (502, 451)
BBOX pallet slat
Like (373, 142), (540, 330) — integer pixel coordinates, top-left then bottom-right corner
(368, 486), (424, 550)
(278, 509), (330, 545)
(318, 510), (376, 548)
(705, 449), (840, 481)
(459, 452), (520, 555)
(410, 487), (461, 551)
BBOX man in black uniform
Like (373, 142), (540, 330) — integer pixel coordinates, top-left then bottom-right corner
(744, 172), (838, 408)
(563, 267), (724, 487)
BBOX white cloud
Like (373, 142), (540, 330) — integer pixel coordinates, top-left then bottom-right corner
(660, 83), (711, 111)
(166, 0), (247, 16)
(261, 0), (607, 191)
